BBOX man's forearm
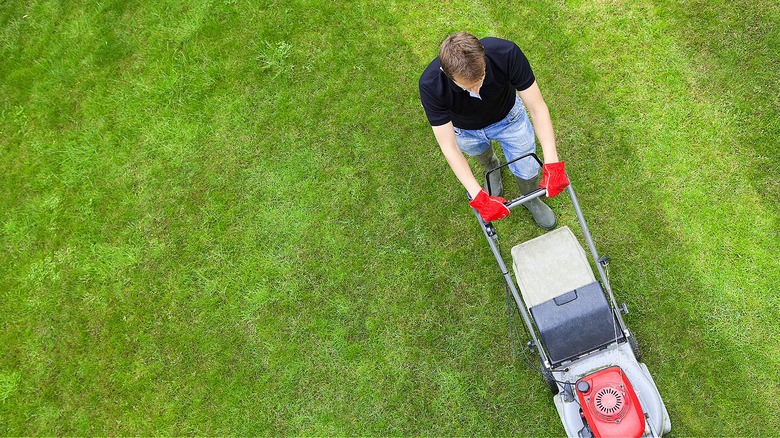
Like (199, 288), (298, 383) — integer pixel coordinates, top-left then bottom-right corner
(518, 82), (560, 164)
(528, 104), (559, 163)
(432, 123), (483, 198)
(440, 142), (483, 198)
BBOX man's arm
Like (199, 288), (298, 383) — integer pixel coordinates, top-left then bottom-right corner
(431, 122), (510, 221)
(519, 80), (570, 197)
(518, 81), (559, 163)
(431, 122), (483, 199)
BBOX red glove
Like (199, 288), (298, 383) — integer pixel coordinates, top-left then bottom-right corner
(469, 189), (510, 222)
(540, 161), (570, 197)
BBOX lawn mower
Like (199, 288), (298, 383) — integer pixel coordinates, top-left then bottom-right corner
(474, 153), (671, 437)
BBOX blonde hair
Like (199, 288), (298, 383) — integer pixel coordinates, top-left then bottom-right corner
(439, 32), (485, 82)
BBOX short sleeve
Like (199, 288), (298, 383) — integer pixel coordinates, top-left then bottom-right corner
(506, 42), (536, 91)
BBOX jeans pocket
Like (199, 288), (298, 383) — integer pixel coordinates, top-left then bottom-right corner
(506, 97), (525, 123)
(507, 106), (523, 124)
(454, 127), (462, 136)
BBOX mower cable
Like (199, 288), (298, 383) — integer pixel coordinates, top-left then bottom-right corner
(504, 281), (576, 390)
(498, 236), (580, 392)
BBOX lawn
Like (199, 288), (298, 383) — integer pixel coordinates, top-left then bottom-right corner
(1, 0), (778, 435)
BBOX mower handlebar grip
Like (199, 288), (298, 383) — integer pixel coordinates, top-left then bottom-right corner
(504, 187), (548, 210)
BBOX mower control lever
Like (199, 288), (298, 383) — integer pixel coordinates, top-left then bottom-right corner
(485, 152), (545, 207)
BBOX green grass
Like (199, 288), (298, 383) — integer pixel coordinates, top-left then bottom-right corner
(1, 0), (778, 435)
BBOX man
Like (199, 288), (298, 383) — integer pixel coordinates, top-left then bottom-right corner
(419, 32), (569, 228)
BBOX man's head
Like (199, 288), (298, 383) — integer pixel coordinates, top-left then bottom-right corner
(439, 32), (486, 90)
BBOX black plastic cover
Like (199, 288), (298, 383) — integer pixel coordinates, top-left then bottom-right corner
(530, 281), (624, 365)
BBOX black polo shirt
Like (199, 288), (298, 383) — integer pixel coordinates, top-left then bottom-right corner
(419, 37), (536, 129)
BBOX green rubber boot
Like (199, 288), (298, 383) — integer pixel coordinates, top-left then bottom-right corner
(516, 174), (557, 230)
(474, 147), (503, 196)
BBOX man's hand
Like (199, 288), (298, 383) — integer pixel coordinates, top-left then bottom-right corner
(469, 189), (510, 222)
(540, 161), (570, 197)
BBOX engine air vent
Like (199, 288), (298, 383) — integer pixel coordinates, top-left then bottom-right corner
(594, 386), (626, 419)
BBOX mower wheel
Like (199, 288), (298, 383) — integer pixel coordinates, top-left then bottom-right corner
(628, 335), (642, 361)
(538, 359), (559, 395)
(541, 367), (559, 394)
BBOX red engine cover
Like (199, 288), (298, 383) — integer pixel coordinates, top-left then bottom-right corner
(576, 367), (645, 438)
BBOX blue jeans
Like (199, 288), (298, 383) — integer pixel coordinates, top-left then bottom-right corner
(454, 95), (540, 180)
